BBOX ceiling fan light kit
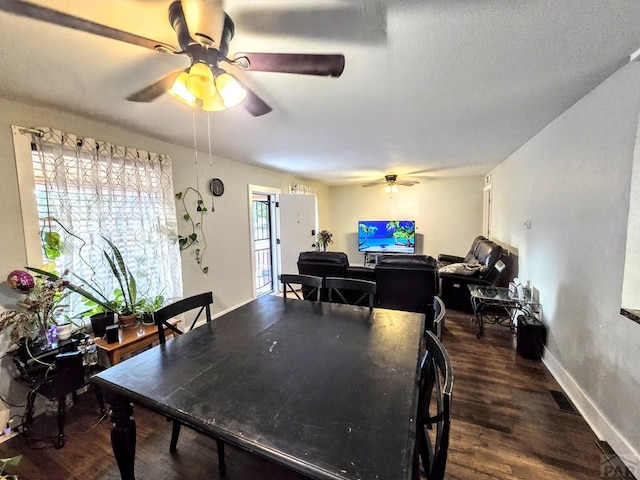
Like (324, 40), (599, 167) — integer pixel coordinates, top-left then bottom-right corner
(362, 174), (419, 191)
(185, 62), (216, 99)
(168, 72), (197, 107)
(173, 61), (247, 111)
(0, 0), (345, 117)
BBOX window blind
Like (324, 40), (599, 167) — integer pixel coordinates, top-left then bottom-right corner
(30, 128), (182, 317)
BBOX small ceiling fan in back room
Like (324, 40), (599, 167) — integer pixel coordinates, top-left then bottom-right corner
(362, 175), (419, 193)
(0, 0), (346, 116)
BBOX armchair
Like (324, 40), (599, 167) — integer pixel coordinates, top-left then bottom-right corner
(297, 251), (350, 300)
(438, 237), (505, 312)
(437, 235), (486, 268)
(375, 254), (439, 324)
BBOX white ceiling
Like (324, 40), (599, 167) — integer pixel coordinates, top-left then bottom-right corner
(1, 0), (640, 185)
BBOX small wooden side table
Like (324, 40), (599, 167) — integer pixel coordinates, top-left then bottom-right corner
(93, 319), (180, 366)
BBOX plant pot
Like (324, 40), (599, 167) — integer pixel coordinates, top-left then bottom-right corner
(90, 312), (115, 337)
(141, 313), (155, 325)
(118, 313), (138, 331)
(55, 322), (73, 341)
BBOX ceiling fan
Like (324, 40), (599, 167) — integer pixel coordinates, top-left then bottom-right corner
(362, 175), (420, 192)
(0, 0), (346, 117)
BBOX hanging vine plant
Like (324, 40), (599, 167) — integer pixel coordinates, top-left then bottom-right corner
(175, 187), (209, 274)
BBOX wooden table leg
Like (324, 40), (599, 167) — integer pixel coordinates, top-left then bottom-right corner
(106, 392), (136, 480)
(56, 394), (67, 448)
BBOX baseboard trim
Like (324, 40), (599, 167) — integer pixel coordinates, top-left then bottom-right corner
(542, 347), (639, 474)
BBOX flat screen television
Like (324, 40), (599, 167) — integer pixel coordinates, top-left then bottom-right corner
(358, 220), (416, 254)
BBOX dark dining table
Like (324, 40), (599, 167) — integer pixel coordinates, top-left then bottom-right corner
(92, 294), (425, 480)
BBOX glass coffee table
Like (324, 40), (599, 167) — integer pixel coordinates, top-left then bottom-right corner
(468, 284), (540, 337)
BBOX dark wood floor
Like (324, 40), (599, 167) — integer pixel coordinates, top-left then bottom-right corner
(0, 309), (603, 479)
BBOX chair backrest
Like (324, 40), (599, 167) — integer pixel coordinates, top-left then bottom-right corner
(54, 350), (85, 395)
(463, 235), (487, 263)
(154, 291), (213, 344)
(297, 251), (349, 301)
(475, 239), (504, 281)
(415, 331), (453, 480)
(280, 274), (323, 301)
(433, 296), (446, 339)
(325, 277), (377, 309)
(375, 255), (439, 319)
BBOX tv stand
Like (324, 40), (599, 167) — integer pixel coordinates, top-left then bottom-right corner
(363, 252), (381, 268)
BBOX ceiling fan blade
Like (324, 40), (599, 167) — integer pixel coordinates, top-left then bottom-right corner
(0, 0), (174, 52)
(232, 78), (272, 117)
(127, 69), (186, 103)
(243, 90), (272, 117)
(232, 5), (387, 45)
(362, 182), (384, 187)
(233, 53), (345, 77)
(397, 181), (419, 186)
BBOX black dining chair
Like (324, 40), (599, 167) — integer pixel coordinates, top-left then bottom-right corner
(280, 274), (323, 301)
(413, 330), (453, 480)
(154, 291), (213, 344)
(325, 277), (377, 309)
(153, 291), (226, 476)
(433, 295), (446, 339)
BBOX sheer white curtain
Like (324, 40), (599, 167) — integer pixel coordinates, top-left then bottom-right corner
(29, 127), (182, 315)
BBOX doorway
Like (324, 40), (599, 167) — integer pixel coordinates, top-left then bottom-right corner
(483, 181), (492, 238)
(251, 192), (276, 296)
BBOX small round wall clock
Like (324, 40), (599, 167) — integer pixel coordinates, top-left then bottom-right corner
(209, 178), (224, 197)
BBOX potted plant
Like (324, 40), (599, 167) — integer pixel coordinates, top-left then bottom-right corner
(137, 295), (165, 325)
(0, 269), (70, 348)
(316, 229), (333, 252)
(28, 237), (142, 332)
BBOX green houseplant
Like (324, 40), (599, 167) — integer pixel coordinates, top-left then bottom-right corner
(0, 269), (70, 345)
(175, 187), (209, 274)
(28, 237), (143, 331)
(316, 229), (333, 252)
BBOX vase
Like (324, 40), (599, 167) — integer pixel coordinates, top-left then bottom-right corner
(118, 313), (138, 331)
(35, 325), (51, 350)
(55, 322), (73, 341)
(90, 312), (115, 337)
(322, 244), (327, 252)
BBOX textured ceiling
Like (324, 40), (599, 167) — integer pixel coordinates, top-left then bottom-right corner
(1, 0), (640, 185)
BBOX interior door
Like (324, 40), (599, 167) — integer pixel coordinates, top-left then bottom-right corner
(277, 194), (317, 281)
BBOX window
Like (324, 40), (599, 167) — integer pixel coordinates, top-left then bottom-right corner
(13, 126), (182, 318)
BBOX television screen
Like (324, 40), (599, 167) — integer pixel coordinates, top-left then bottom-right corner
(358, 220), (416, 254)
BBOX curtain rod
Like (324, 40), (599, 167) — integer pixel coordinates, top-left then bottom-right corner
(18, 127), (44, 137)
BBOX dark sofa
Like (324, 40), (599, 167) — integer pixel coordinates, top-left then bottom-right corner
(297, 251), (352, 301)
(437, 236), (504, 312)
(297, 252), (439, 327)
(375, 254), (438, 319)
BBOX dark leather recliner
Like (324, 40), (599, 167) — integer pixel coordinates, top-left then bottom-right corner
(375, 254), (439, 328)
(437, 235), (486, 268)
(438, 237), (504, 312)
(297, 251), (350, 301)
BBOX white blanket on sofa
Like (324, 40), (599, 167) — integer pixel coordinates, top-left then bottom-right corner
(439, 262), (486, 276)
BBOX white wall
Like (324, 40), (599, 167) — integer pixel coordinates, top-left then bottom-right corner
(327, 177), (484, 264)
(0, 97), (329, 421)
(489, 62), (640, 464)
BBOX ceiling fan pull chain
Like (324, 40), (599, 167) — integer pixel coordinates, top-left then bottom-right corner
(192, 109), (200, 190)
(207, 112), (215, 211)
